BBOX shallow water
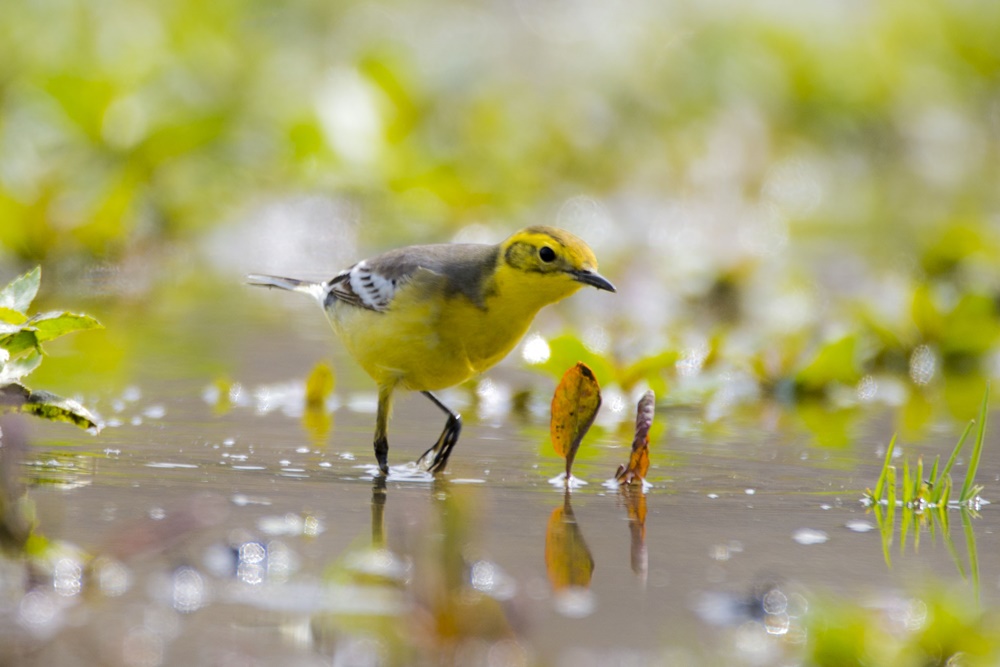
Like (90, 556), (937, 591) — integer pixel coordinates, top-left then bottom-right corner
(4, 275), (1000, 666)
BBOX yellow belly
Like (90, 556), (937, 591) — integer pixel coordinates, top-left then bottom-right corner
(327, 295), (527, 392)
(325, 268), (581, 392)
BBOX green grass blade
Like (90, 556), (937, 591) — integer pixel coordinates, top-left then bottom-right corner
(928, 455), (942, 503)
(873, 434), (897, 502)
(915, 457), (924, 504)
(959, 383), (990, 503)
(886, 465), (897, 509)
(942, 420), (974, 481)
(902, 460), (912, 507)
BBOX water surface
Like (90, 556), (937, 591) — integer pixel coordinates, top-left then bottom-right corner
(4, 276), (998, 666)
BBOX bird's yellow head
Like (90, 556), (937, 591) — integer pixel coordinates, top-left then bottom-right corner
(498, 226), (615, 303)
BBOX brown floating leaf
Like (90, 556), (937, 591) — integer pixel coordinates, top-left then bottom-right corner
(544, 495), (595, 591)
(616, 390), (654, 485)
(550, 362), (602, 479)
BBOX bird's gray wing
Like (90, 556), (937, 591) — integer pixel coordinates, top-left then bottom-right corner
(324, 243), (499, 313)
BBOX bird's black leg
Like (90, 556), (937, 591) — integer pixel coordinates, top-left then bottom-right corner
(374, 385), (392, 475)
(416, 391), (462, 473)
(374, 433), (389, 476)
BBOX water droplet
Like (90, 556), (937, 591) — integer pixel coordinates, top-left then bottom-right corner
(171, 567), (205, 613)
(142, 404), (166, 419)
(846, 520), (875, 533)
(792, 528), (828, 545)
(552, 587), (595, 618)
(53, 558), (83, 597)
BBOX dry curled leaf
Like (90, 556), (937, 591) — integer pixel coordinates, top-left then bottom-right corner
(550, 362), (602, 479)
(616, 390), (654, 485)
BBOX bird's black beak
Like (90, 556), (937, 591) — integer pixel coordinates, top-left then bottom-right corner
(572, 269), (616, 293)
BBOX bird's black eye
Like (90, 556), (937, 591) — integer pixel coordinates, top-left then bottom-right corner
(539, 246), (556, 263)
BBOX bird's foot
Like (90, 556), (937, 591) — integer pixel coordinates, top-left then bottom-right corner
(416, 414), (462, 474)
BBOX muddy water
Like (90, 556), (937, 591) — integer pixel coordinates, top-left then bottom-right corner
(3, 280), (999, 666)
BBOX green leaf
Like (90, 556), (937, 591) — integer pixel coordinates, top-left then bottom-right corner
(942, 420), (974, 478)
(959, 383), (989, 503)
(620, 351), (677, 395)
(796, 335), (860, 392)
(0, 331), (39, 356)
(0, 308), (27, 325)
(911, 283), (942, 340)
(872, 434), (896, 502)
(23, 390), (102, 431)
(0, 321), (24, 336)
(0, 384), (101, 431)
(533, 334), (617, 385)
(940, 294), (1000, 358)
(0, 351), (42, 384)
(28, 312), (102, 342)
(0, 267), (40, 315)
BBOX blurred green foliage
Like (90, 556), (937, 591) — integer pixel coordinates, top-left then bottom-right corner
(0, 267), (101, 429)
(2, 0), (998, 256)
(805, 587), (1000, 667)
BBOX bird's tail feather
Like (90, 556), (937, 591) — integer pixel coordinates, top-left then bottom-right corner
(246, 274), (327, 301)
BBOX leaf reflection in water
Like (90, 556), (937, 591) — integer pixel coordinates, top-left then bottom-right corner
(545, 492), (595, 618)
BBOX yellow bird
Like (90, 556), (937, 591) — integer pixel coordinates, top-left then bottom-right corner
(248, 226), (615, 475)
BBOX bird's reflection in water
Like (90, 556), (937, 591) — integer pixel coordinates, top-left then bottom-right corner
(312, 478), (529, 665)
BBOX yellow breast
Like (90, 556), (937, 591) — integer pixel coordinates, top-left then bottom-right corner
(325, 262), (584, 392)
